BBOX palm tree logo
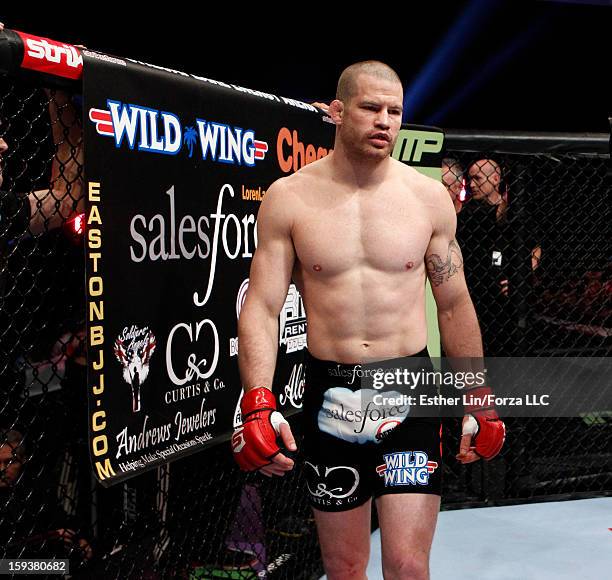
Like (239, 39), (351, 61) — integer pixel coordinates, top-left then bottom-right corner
(184, 126), (197, 158)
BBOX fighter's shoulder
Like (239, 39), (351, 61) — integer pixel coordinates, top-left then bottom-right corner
(394, 161), (455, 230)
(291, 154), (330, 184)
(259, 167), (317, 228)
(258, 183), (292, 224)
(394, 160), (447, 199)
(273, 158), (330, 204)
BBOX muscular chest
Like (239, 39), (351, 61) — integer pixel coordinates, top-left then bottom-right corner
(292, 194), (432, 276)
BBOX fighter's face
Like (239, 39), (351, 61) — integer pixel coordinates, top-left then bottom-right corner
(468, 160), (500, 200)
(0, 136), (8, 189)
(0, 444), (22, 488)
(337, 74), (403, 160)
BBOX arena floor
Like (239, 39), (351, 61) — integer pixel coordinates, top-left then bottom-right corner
(323, 497), (612, 579)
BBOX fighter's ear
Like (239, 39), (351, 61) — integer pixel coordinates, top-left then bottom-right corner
(328, 99), (344, 125)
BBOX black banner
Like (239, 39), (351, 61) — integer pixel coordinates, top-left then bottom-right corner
(83, 55), (335, 486)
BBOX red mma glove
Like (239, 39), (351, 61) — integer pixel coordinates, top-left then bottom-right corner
(461, 386), (506, 460)
(232, 387), (289, 471)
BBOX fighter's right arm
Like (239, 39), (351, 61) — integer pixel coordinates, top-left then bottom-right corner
(234, 179), (297, 474)
(238, 178), (296, 392)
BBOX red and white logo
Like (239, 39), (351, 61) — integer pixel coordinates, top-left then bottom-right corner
(16, 31), (82, 80)
(253, 141), (268, 161)
(231, 427), (246, 453)
(89, 108), (114, 137)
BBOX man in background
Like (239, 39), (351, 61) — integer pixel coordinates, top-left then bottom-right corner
(442, 157), (465, 214)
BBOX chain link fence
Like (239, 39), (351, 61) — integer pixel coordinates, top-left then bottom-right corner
(0, 77), (324, 580)
(441, 136), (611, 507)
(1, 73), (610, 577)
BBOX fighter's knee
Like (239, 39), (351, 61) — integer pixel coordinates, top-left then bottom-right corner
(323, 552), (368, 580)
(382, 551), (429, 580)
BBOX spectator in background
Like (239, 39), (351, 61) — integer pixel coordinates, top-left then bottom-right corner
(1, 20), (83, 242)
(0, 427), (92, 562)
(1, 21), (88, 568)
(441, 157), (465, 213)
(0, 21), (84, 406)
(458, 158), (510, 355)
(467, 158), (507, 220)
(457, 158), (541, 355)
(0, 104), (83, 238)
(0, 84), (84, 419)
(0, 428), (25, 489)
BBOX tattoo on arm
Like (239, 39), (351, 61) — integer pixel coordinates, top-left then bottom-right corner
(426, 240), (463, 287)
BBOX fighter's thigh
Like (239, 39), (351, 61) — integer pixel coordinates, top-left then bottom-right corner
(313, 500), (372, 578)
(376, 493), (440, 574)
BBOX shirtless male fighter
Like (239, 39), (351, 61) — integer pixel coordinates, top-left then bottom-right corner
(233, 61), (505, 580)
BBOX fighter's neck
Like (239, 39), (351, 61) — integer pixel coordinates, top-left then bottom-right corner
(328, 147), (393, 189)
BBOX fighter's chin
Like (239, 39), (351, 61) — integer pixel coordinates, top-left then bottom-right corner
(364, 145), (392, 160)
(345, 140), (392, 162)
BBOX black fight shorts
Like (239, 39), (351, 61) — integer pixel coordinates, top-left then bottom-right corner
(302, 349), (442, 512)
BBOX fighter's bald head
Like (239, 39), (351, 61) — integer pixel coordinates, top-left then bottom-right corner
(468, 158), (504, 201)
(336, 61), (402, 103)
(470, 159), (501, 180)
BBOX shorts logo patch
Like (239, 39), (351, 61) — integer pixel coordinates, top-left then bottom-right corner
(376, 419), (403, 441)
(318, 387), (410, 444)
(376, 451), (438, 487)
(305, 462), (360, 507)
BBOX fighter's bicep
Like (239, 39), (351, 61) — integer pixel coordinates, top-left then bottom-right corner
(249, 235), (295, 308)
(247, 181), (296, 315)
(425, 236), (469, 311)
(424, 181), (469, 309)
(425, 237), (463, 287)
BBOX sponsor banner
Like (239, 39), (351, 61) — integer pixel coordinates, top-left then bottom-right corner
(391, 125), (444, 180)
(15, 30), (83, 79)
(83, 55), (334, 485)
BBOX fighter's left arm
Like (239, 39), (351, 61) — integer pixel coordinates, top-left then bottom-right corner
(425, 182), (506, 463)
(425, 182), (482, 358)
